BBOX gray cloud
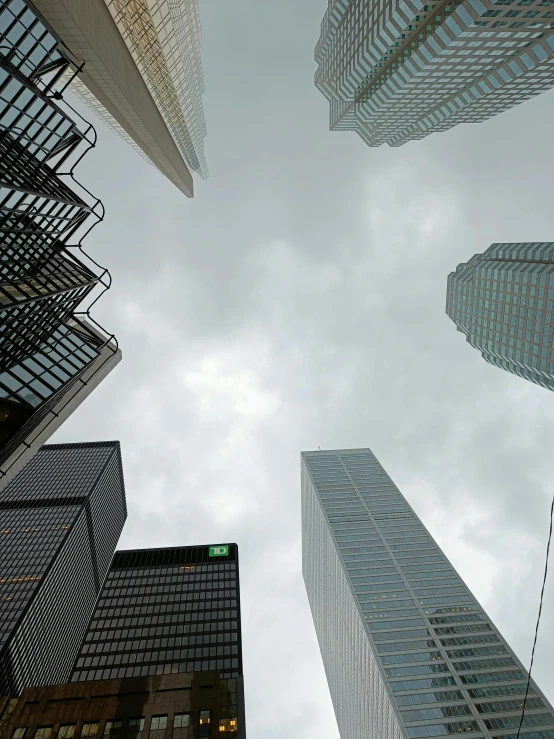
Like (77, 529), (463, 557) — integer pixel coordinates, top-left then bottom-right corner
(52, 0), (554, 735)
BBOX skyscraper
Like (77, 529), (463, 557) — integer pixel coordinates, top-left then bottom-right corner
(0, 0), (121, 490)
(302, 448), (554, 739)
(0, 442), (127, 697)
(70, 543), (245, 736)
(314, 0), (554, 148)
(446, 242), (554, 391)
(32, 0), (208, 197)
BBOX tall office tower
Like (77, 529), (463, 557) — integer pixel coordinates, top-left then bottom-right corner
(70, 544), (245, 737)
(0, 0), (121, 490)
(301, 448), (554, 739)
(0, 442), (127, 697)
(32, 0), (208, 197)
(447, 242), (554, 391)
(314, 0), (554, 148)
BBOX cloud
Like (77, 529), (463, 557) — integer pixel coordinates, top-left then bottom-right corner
(52, 0), (554, 735)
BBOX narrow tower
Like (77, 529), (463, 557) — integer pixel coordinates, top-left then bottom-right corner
(32, 0), (208, 195)
(302, 448), (554, 739)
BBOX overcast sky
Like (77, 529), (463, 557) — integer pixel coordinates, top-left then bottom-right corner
(51, 1), (554, 736)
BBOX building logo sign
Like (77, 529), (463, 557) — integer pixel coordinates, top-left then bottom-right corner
(209, 545), (229, 557)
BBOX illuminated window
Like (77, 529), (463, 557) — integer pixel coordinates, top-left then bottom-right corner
(173, 715), (190, 729)
(81, 724), (98, 738)
(12, 730), (26, 739)
(199, 712), (210, 726)
(35, 729), (53, 739)
(219, 719), (238, 732)
(57, 727), (75, 739)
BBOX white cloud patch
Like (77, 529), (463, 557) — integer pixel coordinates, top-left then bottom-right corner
(53, 2), (554, 736)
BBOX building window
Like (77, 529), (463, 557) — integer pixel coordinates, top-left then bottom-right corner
(173, 716), (190, 729)
(35, 729), (53, 739)
(219, 719), (238, 733)
(199, 711), (211, 738)
(149, 718), (167, 732)
(12, 730), (26, 739)
(81, 725), (98, 738)
(57, 727), (76, 739)
(127, 719), (144, 735)
(103, 722), (122, 736)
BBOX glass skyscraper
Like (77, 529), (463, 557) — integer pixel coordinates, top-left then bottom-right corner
(0, 0), (121, 490)
(302, 448), (554, 739)
(446, 242), (554, 391)
(33, 0), (208, 196)
(0, 441), (127, 696)
(70, 544), (245, 737)
(315, 0), (554, 148)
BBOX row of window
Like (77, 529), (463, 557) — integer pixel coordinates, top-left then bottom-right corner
(74, 659), (240, 681)
(376, 638), (437, 653)
(107, 564), (235, 578)
(484, 713), (554, 731)
(396, 691), (464, 707)
(476, 697), (545, 714)
(447, 646), (508, 659)
(78, 643), (238, 668)
(401, 705), (472, 722)
(88, 608), (237, 631)
(82, 630), (237, 653)
(406, 720), (480, 737)
(11, 712), (223, 739)
(381, 652), (442, 665)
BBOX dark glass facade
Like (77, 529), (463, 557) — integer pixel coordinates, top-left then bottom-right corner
(70, 545), (245, 737)
(0, 441), (127, 697)
(302, 448), (554, 739)
(0, 0), (119, 486)
(447, 243), (554, 391)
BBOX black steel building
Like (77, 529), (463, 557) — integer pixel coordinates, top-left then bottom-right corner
(71, 544), (245, 737)
(0, 441), (127, 696)
(0, 0), (120, 489)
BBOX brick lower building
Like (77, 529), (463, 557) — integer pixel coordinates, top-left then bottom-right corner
(0, 671), (243, 739)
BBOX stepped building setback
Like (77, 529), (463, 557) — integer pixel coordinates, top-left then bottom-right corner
(447, 242), (554, 391)
(315, 0), (554, 148)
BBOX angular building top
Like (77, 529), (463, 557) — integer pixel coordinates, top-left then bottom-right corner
(0, 442), (127, 696)
(301, 448), (554, 739)
(446, 242), (554, 391)
(32, 0), (208, 197)
(0, 0), (121, 491)
(314, 0), (554, 148)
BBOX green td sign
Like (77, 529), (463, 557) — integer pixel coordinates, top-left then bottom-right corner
(209, 545), (229, 557)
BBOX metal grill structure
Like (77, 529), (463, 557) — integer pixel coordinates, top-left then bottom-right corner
(0, 0), (118, 476)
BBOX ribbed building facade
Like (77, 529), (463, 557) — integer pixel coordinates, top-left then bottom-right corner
(0, 442), (127, 696)
(0, 0), (120, 490)
(32, 0), (208, 195)
(70, 544), (245, 738)
(315, 0), (554, 147)
(447, 242), (554, 391)
(302, 448), (554, 739)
